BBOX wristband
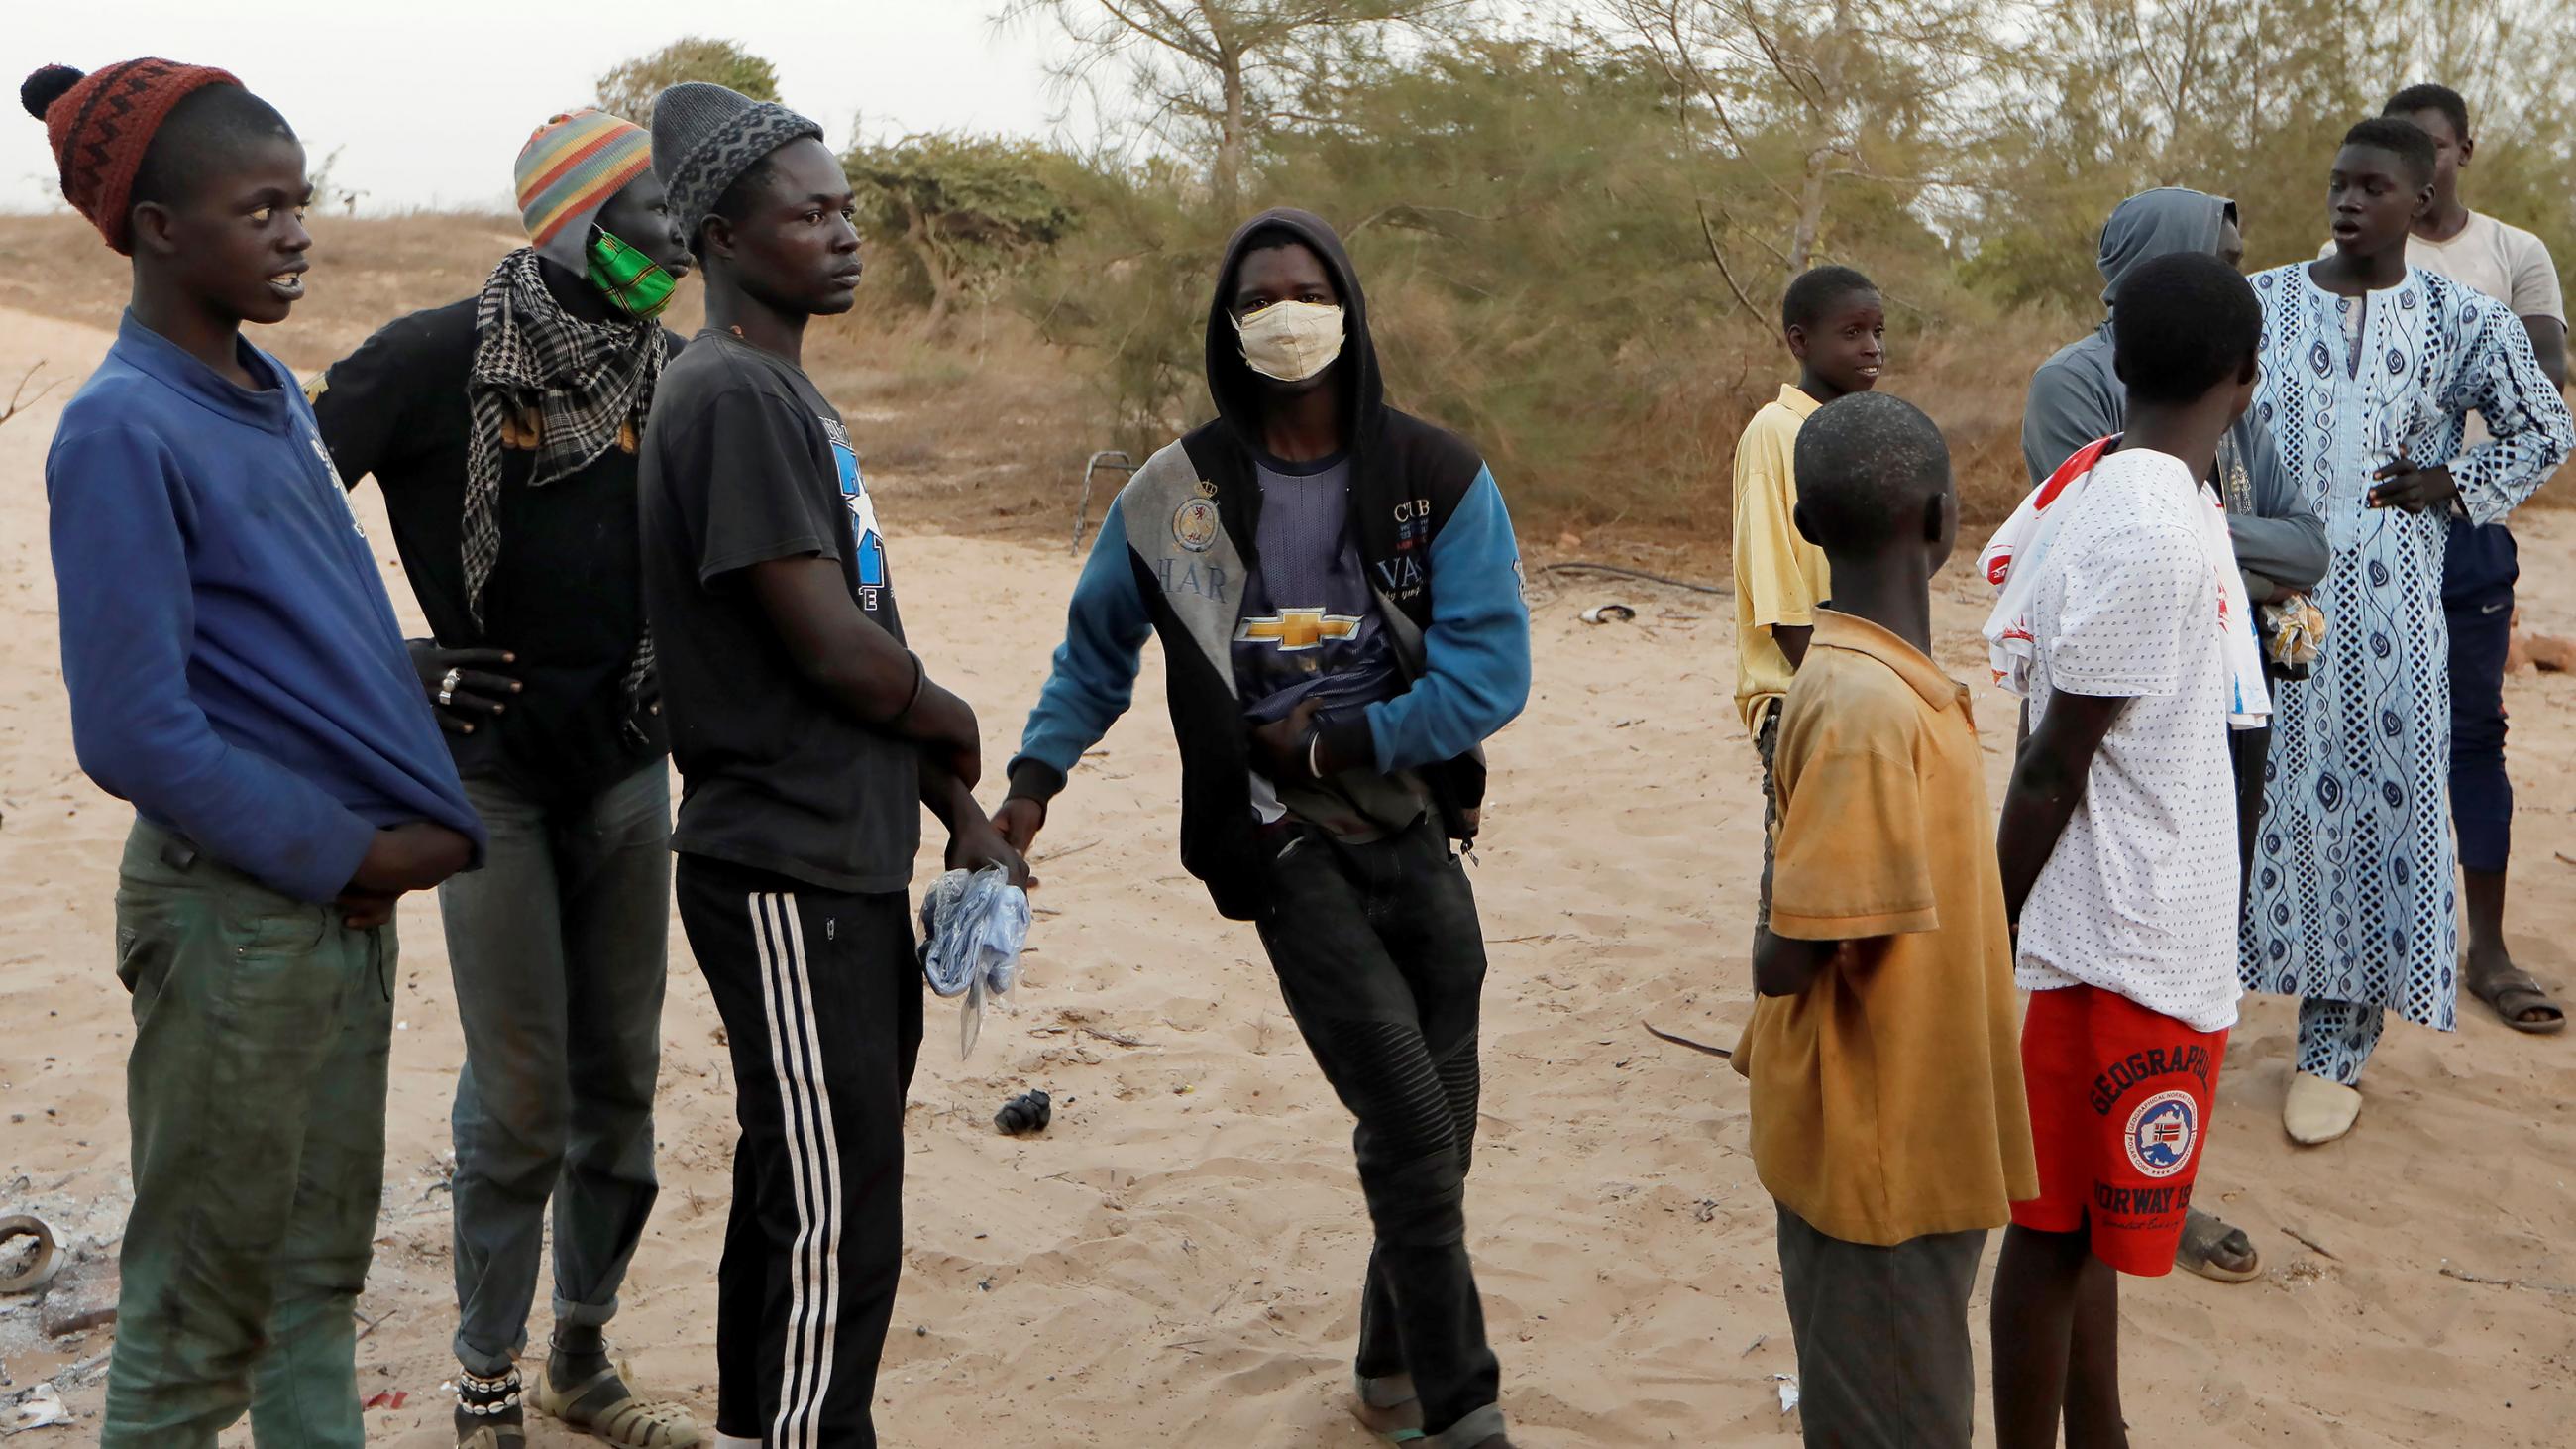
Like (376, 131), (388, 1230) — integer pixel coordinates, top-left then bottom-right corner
(882, 651), (926, 727)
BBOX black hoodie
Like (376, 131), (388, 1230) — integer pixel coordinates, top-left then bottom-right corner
(1008, 208), (1533, 920)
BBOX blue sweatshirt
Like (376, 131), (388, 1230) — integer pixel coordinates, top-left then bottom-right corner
(1018, 465), (1531, 781)
(47, 314), (483, 903)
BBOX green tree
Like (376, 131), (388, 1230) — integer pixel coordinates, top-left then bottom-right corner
(1605, 0), (2034, 302)
(848, 134), (1082, 324)
(1960, 0), (2576, 311)
(1021, 33), (1860, 522)
(594, 38), (782, 125)
(1000, 0), (1472, 207)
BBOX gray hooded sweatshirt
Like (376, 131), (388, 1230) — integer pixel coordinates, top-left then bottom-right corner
(2021, 188), (2328, 599)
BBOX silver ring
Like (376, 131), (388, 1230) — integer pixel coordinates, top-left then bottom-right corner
(438, 687), (455, 707)
(440, 667), (464, 692)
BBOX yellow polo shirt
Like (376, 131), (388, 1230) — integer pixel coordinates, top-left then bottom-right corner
(1731, 385), (1831, 734)
(1734, 612), (2038, 1246)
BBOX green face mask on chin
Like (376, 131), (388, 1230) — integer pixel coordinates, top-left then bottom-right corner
(586, 226), (677, 319)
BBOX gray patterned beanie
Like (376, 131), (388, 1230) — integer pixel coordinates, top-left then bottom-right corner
(650, 82), (823, 247)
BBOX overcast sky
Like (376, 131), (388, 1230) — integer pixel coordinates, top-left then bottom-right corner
(7, 4), (1083, 213)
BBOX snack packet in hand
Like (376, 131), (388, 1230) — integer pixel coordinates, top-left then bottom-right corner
(2262, 593), (2326, 679)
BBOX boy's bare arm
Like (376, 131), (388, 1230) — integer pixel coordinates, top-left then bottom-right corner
(2521, 315), (2565, 392)
(1754, 928), (1843, 997)
(1996, 692), (2129, 923)
(1773, 623), (1813, 670)
(748, 555), (983, 785)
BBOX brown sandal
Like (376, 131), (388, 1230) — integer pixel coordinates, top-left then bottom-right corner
(530, 1362), (702, 1448)
(2470, 966), (2567, 1034)
(2174, 1206), (2262, 1282)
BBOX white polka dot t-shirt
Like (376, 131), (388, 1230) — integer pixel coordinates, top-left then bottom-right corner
(2017, 447), (2243, 1033)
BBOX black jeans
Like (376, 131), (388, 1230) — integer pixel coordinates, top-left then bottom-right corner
(676, 854), (921, 1449)
(2228, 723), (2272, 890)
(1256, 818), (1502, 1439)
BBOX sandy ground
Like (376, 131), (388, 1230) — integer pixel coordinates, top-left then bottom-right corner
(1, 303), (2572, 1448)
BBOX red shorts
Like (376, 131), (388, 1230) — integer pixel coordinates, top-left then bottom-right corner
(2012, 983), (2228, 1277)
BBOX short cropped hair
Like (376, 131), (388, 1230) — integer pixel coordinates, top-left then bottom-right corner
(132, 84), (296, 212)
(2113, 253), (2261, 405)
(2384, 83), (2470, 142)
(704, 150), (783, 245)
(1780, 265), (1877, 333)
(1792, 391), (1949, 552)
(2342, 116), (2436, 187)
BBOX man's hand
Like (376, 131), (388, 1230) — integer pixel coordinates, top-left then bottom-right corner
(993, 797), (1046, 855)
(904, 680), (983, 789)
(350, 822), (475, 896)
(333, 887), (400, 931)
(1753, 929), (1847, 998)
(409, 643), (519, 736)
(1773, 622), (1813, 671)
(1250, 699), (1324, 783)
(2368, 452), (2460, 513)
(946, 812), (1033, 890)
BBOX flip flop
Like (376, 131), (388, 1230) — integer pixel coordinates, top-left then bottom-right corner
(530, 1362), (702, 1448)
(2469, 966), (2567, 1035)
(2173, 1206), (2262, 1282)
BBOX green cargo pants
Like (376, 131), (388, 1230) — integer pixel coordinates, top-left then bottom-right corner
(100, 820), (395, 1449)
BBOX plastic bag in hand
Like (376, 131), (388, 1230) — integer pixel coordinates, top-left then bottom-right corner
(917, 865), (1032, 1057)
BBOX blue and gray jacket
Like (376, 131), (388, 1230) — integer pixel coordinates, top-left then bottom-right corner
(2021, 187), (2329, 603)
(1007, 208), (1532, 920)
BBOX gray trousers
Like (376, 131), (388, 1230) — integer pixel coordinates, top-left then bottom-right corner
(442, 763), (673, 1375)
(1775, 1204), (1986, 1449)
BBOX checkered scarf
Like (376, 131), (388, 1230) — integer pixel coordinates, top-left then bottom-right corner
(466, 247), (665, 741)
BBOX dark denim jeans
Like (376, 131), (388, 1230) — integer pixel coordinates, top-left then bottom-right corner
(1255, 818), (1504, 1442)
(440, 763), (673, 1375)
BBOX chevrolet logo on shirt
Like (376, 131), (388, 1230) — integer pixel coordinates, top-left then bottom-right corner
(1235, 609), (1361, 651)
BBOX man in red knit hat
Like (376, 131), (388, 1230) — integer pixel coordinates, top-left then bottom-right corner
(309, 107), (701, 1449)
(23, 58), (482, 1449)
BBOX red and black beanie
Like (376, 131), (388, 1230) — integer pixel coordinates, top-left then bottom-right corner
(21, 58), (243, 255)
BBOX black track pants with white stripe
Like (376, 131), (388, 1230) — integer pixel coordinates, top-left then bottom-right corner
(677, 855), (921, 1449)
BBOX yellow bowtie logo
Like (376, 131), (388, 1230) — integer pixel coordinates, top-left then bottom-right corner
(1235, 609), (1360, 651)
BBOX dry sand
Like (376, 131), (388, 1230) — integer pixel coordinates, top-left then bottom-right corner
(1, 304), (2572, 1447)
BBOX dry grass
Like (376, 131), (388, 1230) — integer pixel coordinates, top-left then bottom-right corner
(0, 211), (519, 374)
(0, 212), (1097, 544)
(3, 212), (2552, 568)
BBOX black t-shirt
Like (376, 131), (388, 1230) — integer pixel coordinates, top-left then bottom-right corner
(638, 331), (917, 893)
(310, 297), (674, 808)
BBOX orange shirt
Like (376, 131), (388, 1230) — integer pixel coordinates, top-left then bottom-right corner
(1734, 611), (2037, 1245)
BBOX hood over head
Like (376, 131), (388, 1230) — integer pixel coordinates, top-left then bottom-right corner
(2097, 187), (2237, 309)
(1204, 207), (1383, 452)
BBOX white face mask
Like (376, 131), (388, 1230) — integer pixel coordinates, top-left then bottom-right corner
(1234, 300), (1345, 383)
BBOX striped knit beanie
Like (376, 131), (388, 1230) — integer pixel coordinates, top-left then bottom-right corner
(20, 59), (243, 255)
(516, 108), (655, 270)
